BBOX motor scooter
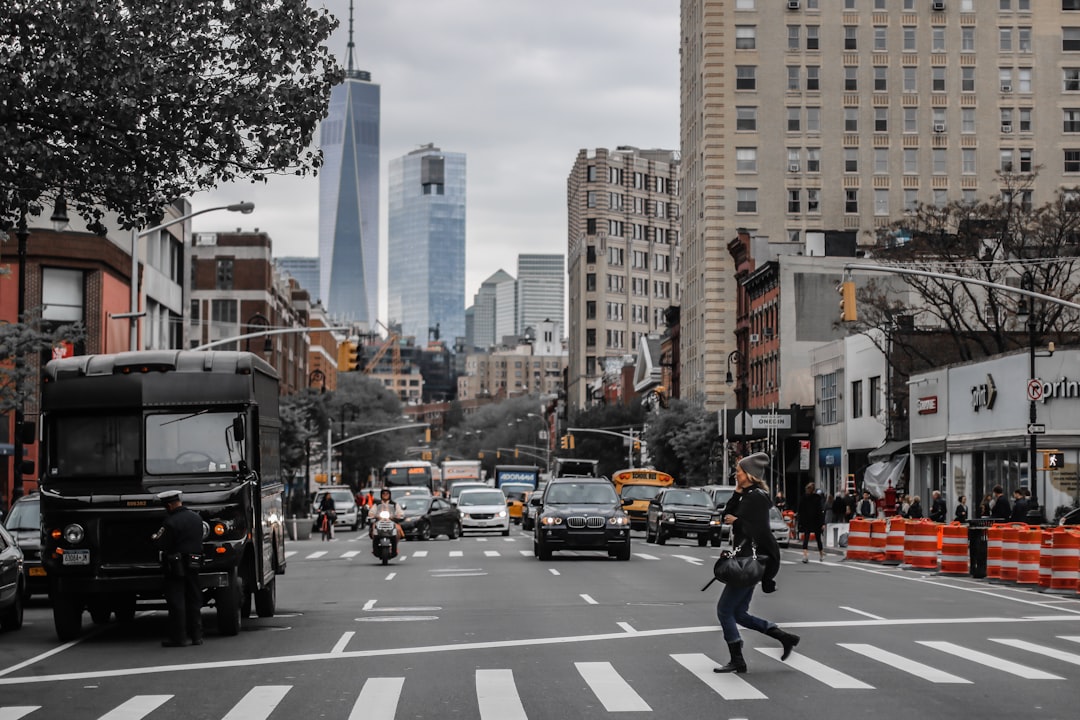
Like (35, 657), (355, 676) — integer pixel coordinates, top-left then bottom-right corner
(372, 510), (398, 565)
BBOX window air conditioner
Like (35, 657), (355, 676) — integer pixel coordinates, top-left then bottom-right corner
(787, 0), (801, 9)
(788, 163), (800, 172)
(933, 123), (946, 133)
(764, 327), (774, 337)
(749, 333), (760, 343)
(931, 0), (945, 11)
(1000, 84), (1012, 93)
(1001, 125), (1013, 134)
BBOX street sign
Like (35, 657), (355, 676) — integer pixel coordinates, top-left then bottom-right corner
(751, 414), (792, 430)
(1027, 423), (1046, 434)
(1027, 379), (1043, 402)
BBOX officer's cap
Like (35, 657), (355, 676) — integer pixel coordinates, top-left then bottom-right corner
(157, 490), (182, 505)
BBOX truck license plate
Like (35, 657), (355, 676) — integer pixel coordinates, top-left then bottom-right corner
(63, 550), (90, 566)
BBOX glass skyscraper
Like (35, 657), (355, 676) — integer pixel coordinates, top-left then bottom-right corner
(387, 144), (466, 345)
(517, 254), (564, 336)
(318, 62), (379, 325)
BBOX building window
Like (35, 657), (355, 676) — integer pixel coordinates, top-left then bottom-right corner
(1019, 148), (1033, 173)
(736, 147), (758, 172)
(962, 108), (976, 133)
(962, 148), (977, 174)
(1001, 149), (1015, 172)
(787, 107), (801, 132)
(586, 273), (596, 291)
(844, 108), (858, 133)
(806, 66), (820, 91)
(788, 189), (801, 213)
(851, 379), (863, 419)
(962, 67), (975, 92)
(932, 27), (946, 52)
(607, 219), (623, 236)
(586, 165), (597, 181)
(787, 66), (800, 92)
(736, 106), (757, 131)
(586, 191), (597, 208)
(874, 66), (887, 92)
(873, 189), (889, 216)
(806, 107), (821, 132)
(845, 189), (859, 214)
(607, 246), (624, 266)
(933, 148), (947, 174)
(903, 26), (916, 52)
(904, 189), (918, 213)
(903, 106), (917, 133)
(903, 149), (918, 174)
(1065, 109), (1080, 133)
(586, 329), (596, 348)
(844, 148), (858, 173)
(585, 301), (596, 320)
(787, 25), (800, 51)
(873, 26), (886, 52)
(736, 66), (756, 90)
(844, 26), (857, 51)
(735, 26), (756, 50)
(215, 258), (234, 290)
(932, 66), (946, 92)
(962, 27), (975, 52)
(818, 372), (837, 425)
(874, 107), (888, 132)
(807, 25), (820, 51)
(41, 268), (84, 323)
(903, 66), (917, 93)
(1019, 108), (1032, 132)
(874, 148), (888, 174)
(1066, 68), (1080, 92)
(807, 188), (820, 214)
(869, 376), (882, 418)
(807, 147), (821, 172)
(844, 66), (858, 92)
(737, 188), (758, 213)
(1065, 27), (1080, 52)
(586, 218), (597, 235)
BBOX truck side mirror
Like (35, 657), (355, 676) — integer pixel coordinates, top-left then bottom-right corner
(232, 417), (245, 442)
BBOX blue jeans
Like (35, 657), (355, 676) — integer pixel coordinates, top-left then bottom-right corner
(716, 583), (773, 642)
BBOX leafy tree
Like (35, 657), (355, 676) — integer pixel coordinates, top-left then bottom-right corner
(644, 400), (719, 486)
(568, 402), (647, 479)
(0, 311), (84, 413)
(1, 0), (342, 232)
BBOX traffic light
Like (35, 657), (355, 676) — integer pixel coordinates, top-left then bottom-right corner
(1042, 451), (1065, 470)
(424, 428), (431, 443)
(514, 448), (519, 458)
(569, 434), (575, 449)
(478, 451), (485, 459)
(633, 440), (641, 453)
(337, 340), (359, 371)
(560, 435), (569, 449)
(314, 473), (328, 484)
(839, 279), (857, 323)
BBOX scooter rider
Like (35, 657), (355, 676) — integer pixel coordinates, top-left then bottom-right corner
(369, 487), (404, 556)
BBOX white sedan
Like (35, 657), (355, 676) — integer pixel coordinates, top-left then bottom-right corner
(456, 488), (511, 536)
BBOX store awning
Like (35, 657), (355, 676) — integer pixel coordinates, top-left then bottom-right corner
(868, 440), (909, 463)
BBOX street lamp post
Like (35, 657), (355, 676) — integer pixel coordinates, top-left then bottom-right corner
(127, 201), (254, 351)
(1021, 272), (1045, 524)
(245, 313), (273, 354)
(308, 369), (326, 394)
(724, 350), (746, 484)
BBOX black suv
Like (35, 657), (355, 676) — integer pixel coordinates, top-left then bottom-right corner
(533, 478), (632, 561)
(645, 487), (723, 547)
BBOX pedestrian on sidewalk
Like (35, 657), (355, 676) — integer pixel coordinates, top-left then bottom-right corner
(830, 492), (846, 526)
(1010, 489), (1029, 522)
(954, 495), (969, 523)
(990, 485), (1011, 522)
(929, 490), (947, 523)
(856, 490), (875, 519)
(713, 452), (800, 675)
(797, 482), (825, 563)
(907, 495), (924, 519)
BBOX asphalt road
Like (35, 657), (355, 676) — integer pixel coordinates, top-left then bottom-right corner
(2, 527), (1080, 719)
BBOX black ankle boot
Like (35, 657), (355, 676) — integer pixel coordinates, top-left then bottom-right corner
(713, 640), (747, 673)
(766, 626), (800, 661)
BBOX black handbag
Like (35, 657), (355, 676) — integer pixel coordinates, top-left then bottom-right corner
(701, 542), (765, 590)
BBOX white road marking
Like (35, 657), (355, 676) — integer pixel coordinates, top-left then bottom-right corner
(221, 686), (291, 720)
(331, 632), (353, 654)
(519, 550), (532, 556)
(432, 572), (487, 577)
(671, 554), (704, 565)
(990, 638), (1080, 666)
(6, 616), (1080, 687)
(476, 669), (527, 720)
(756, 648), (873, 688)
(342, 551), (361, 558)
(284, 550), (297, 559)
(918, 641), (1065, 679)
(617, 622), (637, 633)
(0, 636), (87, 678)
(476, 538), (488, 542)
(839, 643), (970, 683)
(349, 677), (404, 720)
(362, 599), (377, 611)
(580, 594), (598, 605)
(1062, 635), (1080, 644)
(549, 568), (560, 576)
(412, 550), (429, 558)
(576, 661), (651, 712)
(0, 709), (40, 720)
(484, 550), (500, 557)
(671, 653), (766, 700)
(449, 550), (463, 557)
(98, 695), (172, 719)
(839, 606), (885, 620)
(634, 553), (660, 560)
(305, 551), (327, 559)
(503, 537), (517, 542)
(385, 572), (396, 580)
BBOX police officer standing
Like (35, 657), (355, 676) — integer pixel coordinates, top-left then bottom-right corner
(152, 490), (204, 647)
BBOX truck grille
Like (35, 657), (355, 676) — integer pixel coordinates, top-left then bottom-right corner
(101, 518), (163, 565)
(675, 513), (711, 526)
(567, 516), (606, 529)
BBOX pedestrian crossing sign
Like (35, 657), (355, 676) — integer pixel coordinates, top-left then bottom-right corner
(1042, 451), (1065, 470)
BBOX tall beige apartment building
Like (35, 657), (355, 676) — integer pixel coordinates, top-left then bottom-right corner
(680, 0), (1080, 410)
(566, 147), (682, 411)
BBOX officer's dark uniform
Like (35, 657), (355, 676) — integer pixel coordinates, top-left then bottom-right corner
(154, 490), (204, 647)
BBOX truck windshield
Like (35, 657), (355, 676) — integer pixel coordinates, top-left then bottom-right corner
(145, 412), (244, 475)
(49, 414), (141, 477)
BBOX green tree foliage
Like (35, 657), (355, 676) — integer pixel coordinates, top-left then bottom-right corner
(643, 400), (719, 486)
(0, 311), (84, 413)
(568, 402), (646, 479)
(0, 0), (342, 232)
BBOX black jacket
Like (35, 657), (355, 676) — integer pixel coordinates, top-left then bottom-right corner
(954, 503), (969, 523)
(730, 486), (780, 584)
(991, 495), (1011, 520)
(1010, 497), (1029, 522)
(797, 492), (824, 532)
(930, 497), (947, 523)
(161, 506), (203, 555)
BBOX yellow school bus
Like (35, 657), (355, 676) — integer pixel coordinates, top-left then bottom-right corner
(612, 468), (675, 530)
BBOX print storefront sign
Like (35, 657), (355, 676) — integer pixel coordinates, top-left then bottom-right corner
(970, 374), (997, 412)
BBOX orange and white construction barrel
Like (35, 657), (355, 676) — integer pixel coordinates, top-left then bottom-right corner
(939, 522), (969, 575)
(986, 525), (1004, 580)
(845, 518), (872, 561)
(1047, 530), (1080, 595)
(903, 519), (940, 571)
(1016, 526), (1042, 585)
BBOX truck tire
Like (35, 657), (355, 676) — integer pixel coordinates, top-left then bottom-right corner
(53, 592), (83, 641)
(216, 570), (242, 636)
(254, 578), (276, 618)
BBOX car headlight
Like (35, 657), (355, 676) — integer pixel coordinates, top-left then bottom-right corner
(661, 511), (675, 523)
(541, 516), (563, 526)
(497, 510), (507, 518)
(710, 518), (722, 526)
(609, 515), (629, 526)
(63, 523), (85, 544)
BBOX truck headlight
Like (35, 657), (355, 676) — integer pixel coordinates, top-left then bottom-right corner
(63, 524), (85, 544)
(661, 511), (675, 523)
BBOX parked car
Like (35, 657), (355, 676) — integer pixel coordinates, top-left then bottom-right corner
(310, 486), (360, 531)
(456, 488), (511, 536)
(533, 477), (632, 561)
(770, 506), (792, 548)
(397, 495), (462, 540)
(2, 493), (44, 598)
(645, 487), (724, 547)
(0, 522), (25, 631)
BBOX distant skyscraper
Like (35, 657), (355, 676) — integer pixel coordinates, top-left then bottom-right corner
(517, 254), (564, 336)
(275, 257), (321, 304)
(318, 2), (379, 325)
(387, 144), (466, 344)
(470, 269), (513, 350)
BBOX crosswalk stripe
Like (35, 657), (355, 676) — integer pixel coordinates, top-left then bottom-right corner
(1060, 635), (1080, 644)
(575, 662), (651, 712)
(917, 641), (1064, 680)
(476, 670), (527, 720)
(670, 653), (767, 700)
(755, 648), (872, 689)
(0, 709), (41, 720)
(342, 551), (360, 558)
(348, 677), (404, 720)
(221, 686), (291, 720)
(283, 550), (296, 559)
(411, 550), (428, 558)
(634, 553), (659, 560)
(484, 550), (500, 557)
(519, 550), (532, 556)
(98, 695), (172, 719)
(503, 537), (517, 542)
(449, 550), (463, 557)
(305, 551), (327, 560)
(839, 643), (970, 683)
(670, 554), (704, 565)
(990, 639), (1080, 667)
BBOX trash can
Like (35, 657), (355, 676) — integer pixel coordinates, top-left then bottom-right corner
(968, 517), (993, 579)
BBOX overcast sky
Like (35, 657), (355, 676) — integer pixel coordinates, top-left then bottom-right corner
(192, 0), (679, 323)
